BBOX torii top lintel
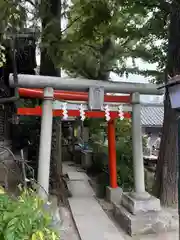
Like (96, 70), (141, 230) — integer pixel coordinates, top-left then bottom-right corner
(9, 74), (163, 95)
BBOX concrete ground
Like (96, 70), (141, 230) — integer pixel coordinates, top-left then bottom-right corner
(59, 204), (178, 240)
(60, 162), (178, 240)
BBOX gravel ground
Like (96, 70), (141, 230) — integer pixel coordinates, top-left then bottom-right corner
(59, 205), (80, 240)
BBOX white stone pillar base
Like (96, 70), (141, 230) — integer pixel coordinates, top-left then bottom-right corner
(121, 192), (161, 215)
(106, 186), (122, 204)
(113, 192), (163, 236)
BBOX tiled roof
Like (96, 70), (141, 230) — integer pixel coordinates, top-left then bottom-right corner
(141, 104), (164, 127)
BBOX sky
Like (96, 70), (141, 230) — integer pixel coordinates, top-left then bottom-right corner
(110, 59), (164, 103)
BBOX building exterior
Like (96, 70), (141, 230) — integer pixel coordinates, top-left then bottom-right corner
(141, 103), (164, 147)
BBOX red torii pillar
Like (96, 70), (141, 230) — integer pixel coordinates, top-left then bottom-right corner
(17, 88), (131, 193)
(108, 119), (118, 188)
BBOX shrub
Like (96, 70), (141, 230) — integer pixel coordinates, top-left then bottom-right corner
(0, 186), (59, 240)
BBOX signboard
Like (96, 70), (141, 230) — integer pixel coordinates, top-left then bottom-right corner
(88, 86), (104, 110)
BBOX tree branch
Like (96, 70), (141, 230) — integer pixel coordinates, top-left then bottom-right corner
(61, 16), (82, 34)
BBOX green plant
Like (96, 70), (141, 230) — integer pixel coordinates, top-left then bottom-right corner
(88, 119), (134, 192)
(0, 187), (59, 240)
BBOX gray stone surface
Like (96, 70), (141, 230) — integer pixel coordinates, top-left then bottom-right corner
(81, 151), (93, 169)
(106, 186), (122, 204)
(121, 192), (161, 215)
(113, 202), (178, 236)
(67, 180), (95, 198)
(69, 198), (125, 240)
(136, 232), (179, 240)
(62, 162), (178, 240)
(67, 171), (89, 181)
(96, 198), (179, 240)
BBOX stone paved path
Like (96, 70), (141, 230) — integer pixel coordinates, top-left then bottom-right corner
(59, 204), (178, 240)
(69, 197), (125, 240)
(61, 162), (178, 240)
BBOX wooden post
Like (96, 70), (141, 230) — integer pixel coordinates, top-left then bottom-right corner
(107, 119), (118, 188)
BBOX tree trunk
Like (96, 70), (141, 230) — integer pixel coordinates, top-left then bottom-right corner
(153, 1), (180, 207)
(153, 94), (178, 206)
(40, 0), (61, 76)
(39, 0), (62, 194)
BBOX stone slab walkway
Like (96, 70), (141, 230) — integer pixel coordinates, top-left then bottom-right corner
(63, 162), (125, 240)
(62, 162), (178, 240)
(69, 198), (125, 240)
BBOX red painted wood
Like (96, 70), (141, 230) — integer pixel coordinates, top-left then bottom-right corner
(108, 120), (118, 188)
(18, 88), (130, 103)
(17, 107), (131, 119)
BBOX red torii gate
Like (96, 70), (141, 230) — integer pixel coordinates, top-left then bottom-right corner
(10, 74), (163, 235)
(17, 88), (131, 189)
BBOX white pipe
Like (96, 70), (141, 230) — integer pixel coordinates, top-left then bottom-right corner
(37, 87), (54, 199)
(9, 74), (163, 95)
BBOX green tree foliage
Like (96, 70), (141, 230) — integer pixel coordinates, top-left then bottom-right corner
(60, 0), (169, 80)
(0, 0), (169, 77)
(0, 0), (26, 66)
(0, 0), (167, 78)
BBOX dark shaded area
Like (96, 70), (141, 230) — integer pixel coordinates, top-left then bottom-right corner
(10, 34), (37, 147)
(0, 35), (36, 95)
(0, 32), (39, 181)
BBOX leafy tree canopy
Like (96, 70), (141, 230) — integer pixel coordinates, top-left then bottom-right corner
(59, 0), (170, 82)
(0, 0), (170, 82)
